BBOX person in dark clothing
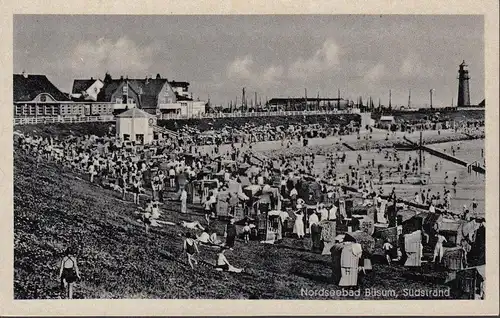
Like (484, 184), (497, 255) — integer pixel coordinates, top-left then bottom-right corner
(224, 218), (237, 249)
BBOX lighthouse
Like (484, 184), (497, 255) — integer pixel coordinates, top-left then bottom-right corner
(457, 60), (471, 107)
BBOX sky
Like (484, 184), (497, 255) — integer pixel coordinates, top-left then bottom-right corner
(14, 15), (484, 107)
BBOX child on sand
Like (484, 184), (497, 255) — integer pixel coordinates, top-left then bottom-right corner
(243, 222), (251, 243)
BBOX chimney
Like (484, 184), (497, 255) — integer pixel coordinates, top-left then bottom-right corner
(22, 70), (28, 78)
(156, 73), (161, 79)
(91, 77), (94, 80)
(120, 75), (124, 80)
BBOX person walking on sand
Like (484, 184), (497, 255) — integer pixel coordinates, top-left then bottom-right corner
(183, 232), (199, 269)
(59, 247), (81, 299)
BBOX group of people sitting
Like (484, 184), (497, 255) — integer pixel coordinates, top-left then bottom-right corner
(182, 218), (244, 273)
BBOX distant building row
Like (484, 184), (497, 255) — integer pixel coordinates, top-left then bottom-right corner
(13, 72), (206, 118)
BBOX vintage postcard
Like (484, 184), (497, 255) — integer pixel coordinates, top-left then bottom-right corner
(0, 0), (498, 316)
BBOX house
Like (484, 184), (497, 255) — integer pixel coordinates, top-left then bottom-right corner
(169, 80), (192, 100)
(13, 72), (74, 117)
(115, 108), (157, 145)
(71, 78), (104, 101)
(73, 73), (205, 117)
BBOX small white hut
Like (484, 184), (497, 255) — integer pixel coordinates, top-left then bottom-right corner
(378, 115), (395, 129)
(116, 108), (157, 145)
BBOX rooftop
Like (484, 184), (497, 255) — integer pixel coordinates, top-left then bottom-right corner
(14, 74), (70, 102)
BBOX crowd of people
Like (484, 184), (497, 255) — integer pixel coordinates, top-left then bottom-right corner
(14, 113), (486, 299)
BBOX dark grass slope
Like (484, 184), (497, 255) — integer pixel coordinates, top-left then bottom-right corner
(13, 152), (463, 299)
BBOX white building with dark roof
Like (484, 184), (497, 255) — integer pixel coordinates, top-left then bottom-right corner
(13, 72), (75, 117)
(115, 108), (157, 144)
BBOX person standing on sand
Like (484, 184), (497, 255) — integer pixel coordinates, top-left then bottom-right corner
(293, 210), (305, 239)
(432, 232), (447, 264)
(183, 232), (199, 269)
(472, 198), (478, 216)
(180, 188), (188, 214)
(119, 172), (128, 201)
(169, 166), (176, 188)
(224, 218), (237, 250)
(131, 177), (141, 204)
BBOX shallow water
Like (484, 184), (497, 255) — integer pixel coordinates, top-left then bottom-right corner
(312, 139), (485, 216)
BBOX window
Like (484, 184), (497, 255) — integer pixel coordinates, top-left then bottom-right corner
(40, 95), (47, 102)
(181, 102), (187, 107)
(123, 134), (130, 141)
(37, 105), (43, 115)
(15, 105), (22, 116)
(116, 98), (122, 104)
(123, 85), (128, 94)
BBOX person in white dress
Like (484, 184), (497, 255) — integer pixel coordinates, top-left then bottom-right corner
(293, 210), (305, 239)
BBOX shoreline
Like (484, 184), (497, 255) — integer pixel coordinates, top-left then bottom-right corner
(258, 129), (485, 158)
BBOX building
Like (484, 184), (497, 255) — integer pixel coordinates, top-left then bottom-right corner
(71, 78), (104, 101)
(377, 115), (395, 129)
(13, 72), (73, 117)
(71, 73), (206, 117)
(267, 97), (349, 110)
(158, 100), (207, 117)
(115, 108), (157, 144)
(14, 72), (206, 119)
(457, 60), (471, 107)
(14, 72), (114, 118)
(169, 81), (192, 100)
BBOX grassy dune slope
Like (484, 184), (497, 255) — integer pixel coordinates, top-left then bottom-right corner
(14, 152), (458, 299)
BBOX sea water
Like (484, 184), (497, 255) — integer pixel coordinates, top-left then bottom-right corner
(312, 139), (485, 216)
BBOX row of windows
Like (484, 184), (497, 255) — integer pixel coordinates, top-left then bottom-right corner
(14, 104), (113, 116)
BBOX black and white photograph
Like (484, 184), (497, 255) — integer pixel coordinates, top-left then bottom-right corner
(7, 9), (496, 308)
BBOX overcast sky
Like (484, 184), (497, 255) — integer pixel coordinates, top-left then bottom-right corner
(14, 15), (484, 107)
